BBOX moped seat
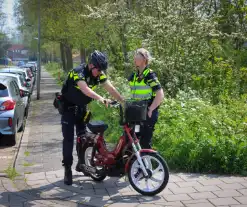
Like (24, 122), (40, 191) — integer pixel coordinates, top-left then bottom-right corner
(87, 121), (108, 134)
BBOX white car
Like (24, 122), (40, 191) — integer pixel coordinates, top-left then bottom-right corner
(0, 73), (30, 117)
(0, 67), (34, 92)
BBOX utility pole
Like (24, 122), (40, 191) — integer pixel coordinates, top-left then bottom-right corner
(37, 0), (41, 100)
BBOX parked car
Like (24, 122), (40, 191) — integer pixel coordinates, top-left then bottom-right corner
(17, 61), (25, 67)
(0, 76), (28, 145)
(26, 61), (37, 71)
(0, 67), (33, 93)
(20, 65), (36, 85)
(0, 73), (30, 117)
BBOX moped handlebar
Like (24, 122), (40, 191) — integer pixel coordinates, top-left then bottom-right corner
(109, 101), (124, 125)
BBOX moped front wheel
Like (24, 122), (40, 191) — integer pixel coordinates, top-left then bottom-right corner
(128, 152), (169, 196)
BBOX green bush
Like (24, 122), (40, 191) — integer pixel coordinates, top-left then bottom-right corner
(153, 94), (247, 175)
(45, 62), (66, 85)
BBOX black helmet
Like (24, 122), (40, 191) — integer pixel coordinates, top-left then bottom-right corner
(89, 50), (108, 71)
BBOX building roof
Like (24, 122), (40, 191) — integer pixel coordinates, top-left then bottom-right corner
(7, 44), (28, 51)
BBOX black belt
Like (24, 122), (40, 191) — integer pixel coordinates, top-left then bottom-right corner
(65, 105), (86, 114)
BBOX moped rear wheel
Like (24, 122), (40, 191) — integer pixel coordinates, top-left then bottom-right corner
(81, 142), (107, 182)
(128, 152), (169, 196)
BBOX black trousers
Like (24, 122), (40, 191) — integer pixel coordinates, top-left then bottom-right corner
(61, 109), (86, 167)
(137, 108), (159, 149)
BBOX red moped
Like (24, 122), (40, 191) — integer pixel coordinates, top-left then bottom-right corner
(77, 101), (169, 196)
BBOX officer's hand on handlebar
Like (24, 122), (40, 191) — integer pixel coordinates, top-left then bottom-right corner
(99, 97), (111, 107)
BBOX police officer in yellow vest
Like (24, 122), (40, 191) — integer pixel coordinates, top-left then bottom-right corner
(61, 51), (124, 185)
(128, 48), (164, 149)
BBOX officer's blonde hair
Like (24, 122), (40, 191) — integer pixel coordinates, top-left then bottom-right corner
(135, 48), (153, 64)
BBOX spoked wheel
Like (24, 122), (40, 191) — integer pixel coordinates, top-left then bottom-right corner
(128, 152), (169, 196)
(81, 143), (107, 182)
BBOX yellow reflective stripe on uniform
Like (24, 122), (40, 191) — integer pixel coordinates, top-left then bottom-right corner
(149, 81), (159, 87)
(73, 73), (79, 81)
(131, 90), (152, 95)
(75, 85), (97, 90)
(100, 74), (106, 80)
(69, 71), (73, 78)
(130, 86), (151, 90)
(83, 111), (90, 121)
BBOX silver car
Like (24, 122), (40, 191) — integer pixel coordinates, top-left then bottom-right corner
(0, 73), (30, 117)
(0, 67), (33, 93)
(0, 76), (27, 145)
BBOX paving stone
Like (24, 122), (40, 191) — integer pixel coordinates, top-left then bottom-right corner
(241, 183), (247, 188)
(158, 188), (174, 196)
(176, 181), (202, 188)
(199, 179), (224, 186)
(238, 189), (247, 195)
(1, 179), (18, 192)
(217, 183), (245, 190)
(220, 177), (247, 184)
(213, 190), (242, 198)
(108, 202), (140, 207)
(189, 192), (216, 199)
(167, 182), (179, 189)
(0, 192), (10, 204)
(234, 196), (247, 204)
(169, 175), (185, 182)
(94, 188), (109, 196)
(177, 173), (207, 181)
(9, 194), (27, 205)
(40, 187), (77, 199)
(194, 185), (221, 192)
(184, 202), (215, 207)
(209, 197), (240, 206)
(169, 187), (197, 194)
(106, 187), (123, 198)
(69, 195), (114, 207)
(163, 194), (192, 202)
(138, 195), (166, 204)
(26, 179), (49, 187)
(182, 199), (209, 204)
(155, 201), (185, 206)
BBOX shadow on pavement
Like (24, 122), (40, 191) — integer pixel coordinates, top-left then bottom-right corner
(0, 174), (162, 207)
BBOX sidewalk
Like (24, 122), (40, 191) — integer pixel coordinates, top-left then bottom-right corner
(0, 68), (246, 207)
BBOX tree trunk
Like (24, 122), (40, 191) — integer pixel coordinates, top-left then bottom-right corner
(65, 44), (73, 71)
(60, 42), (67, 71)
(80, 46), (86, 63)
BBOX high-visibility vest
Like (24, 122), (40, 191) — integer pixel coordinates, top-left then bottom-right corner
(129, 68), (155, 100)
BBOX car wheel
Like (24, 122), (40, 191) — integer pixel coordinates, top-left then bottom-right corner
(6, 125), (17, 146)
(24, 107), (29, 118)
(18, 118), (25, 132)
(7, 134), (16, 146)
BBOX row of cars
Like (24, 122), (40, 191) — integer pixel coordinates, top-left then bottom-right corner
(0, 62), (37, 146)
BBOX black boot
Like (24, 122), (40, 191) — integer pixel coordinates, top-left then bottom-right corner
(64, 165), (72, 185)
(75, 162), (82, 172)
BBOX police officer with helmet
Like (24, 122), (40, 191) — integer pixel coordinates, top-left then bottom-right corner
(61, 50), (124, 185)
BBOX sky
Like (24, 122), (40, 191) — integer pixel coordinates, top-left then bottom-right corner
(2, 0), (17, 35)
